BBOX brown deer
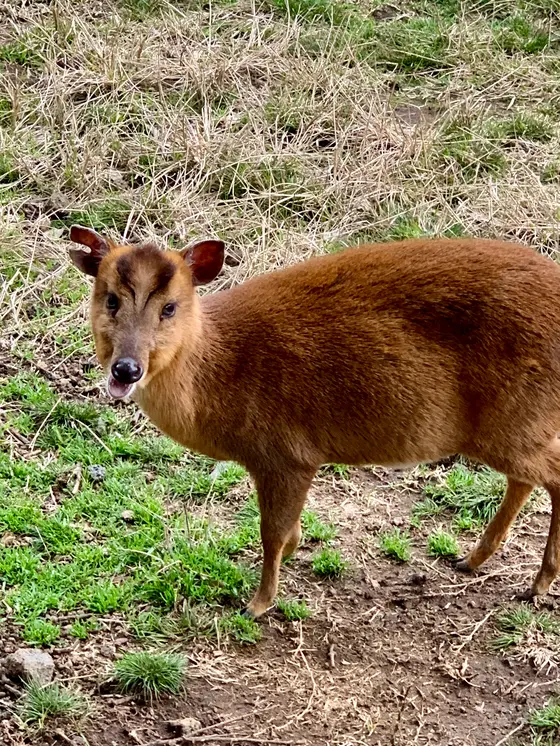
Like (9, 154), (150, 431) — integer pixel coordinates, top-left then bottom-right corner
(69, 226), (560, 618)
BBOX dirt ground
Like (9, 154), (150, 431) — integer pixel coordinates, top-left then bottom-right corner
(3, 459), (558, 746)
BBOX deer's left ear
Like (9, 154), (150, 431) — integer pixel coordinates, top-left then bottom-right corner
(181, 239), (225, 286)
(69, 225), (111, 277)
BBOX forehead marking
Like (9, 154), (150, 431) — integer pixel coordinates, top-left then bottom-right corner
(115, 245), (176, 305)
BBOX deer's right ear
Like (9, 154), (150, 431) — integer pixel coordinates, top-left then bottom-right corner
(69, 225), (111, 277)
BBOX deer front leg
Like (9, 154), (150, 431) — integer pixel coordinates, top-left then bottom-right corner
(244, 468), (315, 619)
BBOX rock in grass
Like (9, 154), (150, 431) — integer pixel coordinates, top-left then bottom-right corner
(4, 649), (55, 686)
(210, 461), (234, 479)
(88, 464), (106, 482)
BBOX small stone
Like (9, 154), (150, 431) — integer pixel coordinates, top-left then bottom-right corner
(4, 649), (55, 686)
(99, 645), (114, 659)
(121, 510), (134, 522)
(88, 465), (106, 482)
(167, 718), (202, 735)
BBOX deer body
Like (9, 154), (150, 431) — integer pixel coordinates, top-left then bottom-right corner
(69, 230), (560, 617)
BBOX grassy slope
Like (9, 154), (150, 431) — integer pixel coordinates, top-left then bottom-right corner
(1, 0), (560, 740)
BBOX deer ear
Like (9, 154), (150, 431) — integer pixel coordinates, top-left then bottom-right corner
(69, 225), (111, 277)
(181, 239), (225, 286)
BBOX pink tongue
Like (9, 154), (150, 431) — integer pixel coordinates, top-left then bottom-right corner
(108, 376), (133, 399)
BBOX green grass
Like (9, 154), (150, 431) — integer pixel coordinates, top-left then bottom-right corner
(0, 372), (258, 643)
(529, 700), (560, 732)
(0, 39), (42, 67)
(22, 619), (61, 647)
(487, 113), (555, 143)
(113, 651), (186, 699)
(0, 371), (342, 648)
(321, 463), (351, 479)
(427, 529), (460, 558)
(118, 0), (167, 19)
(492, 14), (551, 54)
(301, 510), (337, 542)
(19, 681), (89, 726)
(492, 605), (560, 650)
(50, 198), (134, 232)
(277, 598), (312, 621)
(413, 463), (529, 530)
(218, 611), (262, 643)
(435, 117), (508, 182)
(311, 548), (348, 578)
(379, 528), (412, 562)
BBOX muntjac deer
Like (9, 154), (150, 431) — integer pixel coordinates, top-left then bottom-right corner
(69, 227), (560, 617)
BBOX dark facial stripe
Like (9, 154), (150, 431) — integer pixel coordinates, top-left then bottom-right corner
(116, 246), (176, 306)
(116, 254), (136, 300)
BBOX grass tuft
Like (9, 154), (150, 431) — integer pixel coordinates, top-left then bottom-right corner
(379, 529), (412, 562)
(20, 681), (89, 726)
(492, 604), (560, 651)
(529, 700), (560, 731)
(427, 529), (460, 558)
(113, 651), (186, 699)
(414, 464), (525, 528)
(301, 510), (337, 542)
(312, 548), (348, 578)
(218, 612), (262, 644)
(23, 619), (61, 647)
(277, 598), (312, 621)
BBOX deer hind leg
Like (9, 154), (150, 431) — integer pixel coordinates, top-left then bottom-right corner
(531, 484), (560, 596)
(456, 477), (534, 572)
(244, 469), (315, 619)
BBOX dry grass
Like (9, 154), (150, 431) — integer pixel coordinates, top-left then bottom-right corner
(2, 1), (560, 349)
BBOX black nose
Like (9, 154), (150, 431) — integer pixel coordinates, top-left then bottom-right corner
(111, 358), (143, 384)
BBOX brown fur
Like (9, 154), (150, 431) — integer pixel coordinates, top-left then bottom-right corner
(70, 232), (560, 617)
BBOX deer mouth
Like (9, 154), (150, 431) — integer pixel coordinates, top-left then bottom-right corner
(107, 375), (136, 400)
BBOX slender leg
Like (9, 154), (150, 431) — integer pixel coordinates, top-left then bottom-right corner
(456, 478), (533, 572)
(245, 469), (315, 618)
(531, 485), (560, 596)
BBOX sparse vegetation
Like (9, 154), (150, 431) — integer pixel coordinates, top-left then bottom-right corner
(492, 604), (560, 676)
(218, 611), (262, 644)
(493, 605), (560, 651)
(113, 651), (186, 699)
(413, 463), (537, 529)
(19, 681), (89, 726)
(302, 510), (337, 542)
(528, 700), (560, 733)
(427, 529), (460, 558)
(312, 548), (348, 578)
(277, 598), (312, 621)
(379, 528), (412, 562)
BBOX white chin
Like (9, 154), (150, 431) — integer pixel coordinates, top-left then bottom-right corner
(107, 375), (136, 400)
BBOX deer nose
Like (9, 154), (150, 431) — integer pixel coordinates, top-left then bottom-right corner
(111, 358), (143, 384)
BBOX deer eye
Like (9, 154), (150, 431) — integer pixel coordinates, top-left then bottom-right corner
(106, 293), (119, 313)
(161, 303), (176, 319)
